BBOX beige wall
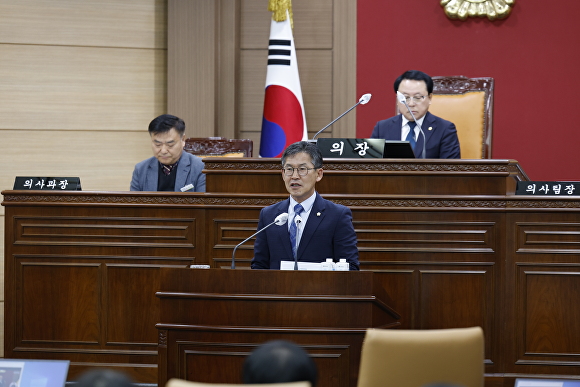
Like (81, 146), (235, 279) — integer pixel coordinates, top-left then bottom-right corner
(0, 0), (168, 356)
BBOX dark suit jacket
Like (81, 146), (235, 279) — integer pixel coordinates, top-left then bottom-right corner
(130, 151), (206, 192)
(251, 193), (360, 270)
(371, 111), (461, 159)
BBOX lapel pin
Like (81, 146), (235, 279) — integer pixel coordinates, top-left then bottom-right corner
(317, 212), (321, 216)
(428, 126), (433, 131)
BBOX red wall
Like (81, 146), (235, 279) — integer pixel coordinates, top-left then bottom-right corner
(357, 1), (580, 181)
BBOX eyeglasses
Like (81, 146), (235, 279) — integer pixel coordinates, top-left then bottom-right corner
(282, 166), (317, 176)
(401, 95), (427, 104)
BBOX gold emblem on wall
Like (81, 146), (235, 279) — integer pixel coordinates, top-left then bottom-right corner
(441, 0), (514, 21)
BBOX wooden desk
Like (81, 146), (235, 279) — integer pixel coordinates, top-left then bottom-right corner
(3, 159), (580, 386)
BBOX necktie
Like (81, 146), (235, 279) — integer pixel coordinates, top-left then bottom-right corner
(406, 121), (417, 149)
(162, 163), (177, 176)
(289, 203), (304, 265)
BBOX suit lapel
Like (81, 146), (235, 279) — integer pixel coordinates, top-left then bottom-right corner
(145, 158), (158, 191)
(423, 112), (436, 145)
(391, 115), (404, 140)
(272, 199), (293, 259)
(174, 152), (188, 191)
(296, 194), (325, 259)
(414, 112), (436, 158)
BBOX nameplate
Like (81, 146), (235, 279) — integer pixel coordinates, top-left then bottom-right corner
(515, 181), (579, 196)
(13, 177), (82, 191)
(516, 379), (580, 387)
(316, 138), (386, 158)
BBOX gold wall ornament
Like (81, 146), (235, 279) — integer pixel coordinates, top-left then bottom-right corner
(441, 0), (514, 21)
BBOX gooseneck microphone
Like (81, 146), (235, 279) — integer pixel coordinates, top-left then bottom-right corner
(312, 93), (372, 139)
(397, 91), (426, 159)
(293, 215), (303, 270)
(231, 213), (288, 269)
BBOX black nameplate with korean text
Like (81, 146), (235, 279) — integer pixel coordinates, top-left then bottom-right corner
(516, 181), (579, 196)
(316, 138), (386, 158)
(13, 177), (82, 191)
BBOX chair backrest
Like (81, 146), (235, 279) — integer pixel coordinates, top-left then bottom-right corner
(356, 326), (484, 387)
(166, 379), (310, 387)
(184, 137), (253, 158)
(430, 76), (494, 159)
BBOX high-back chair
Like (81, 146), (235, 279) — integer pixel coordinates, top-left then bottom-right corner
(356, 327), (485, 387)
(184, 137), (253, 158)
(166, 379), (310, 387)
(429, 76), (494, 159)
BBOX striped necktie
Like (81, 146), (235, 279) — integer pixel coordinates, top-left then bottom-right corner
(289, 203), (304, 264)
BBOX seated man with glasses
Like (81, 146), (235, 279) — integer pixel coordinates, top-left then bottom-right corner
(371, 69), (461, 159)
(251, 141), (359, 270)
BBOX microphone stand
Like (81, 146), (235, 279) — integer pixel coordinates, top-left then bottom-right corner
(312, 94), (371, 139)
(293, 216), (302, 270)
(231, 216), (287, 269)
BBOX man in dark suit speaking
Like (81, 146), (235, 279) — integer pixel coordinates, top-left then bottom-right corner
(251, 141), (359, 270)
(371, 70), (461, 159)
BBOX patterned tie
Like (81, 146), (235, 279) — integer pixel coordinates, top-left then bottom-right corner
(162, 163), (177, 176)
(289, 203), (304, 265)
(406, 121), (417, 149)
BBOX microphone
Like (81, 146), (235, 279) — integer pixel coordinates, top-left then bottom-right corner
(231, 213), (288, 269)
(293, 215), (303, 270)
(397, 91), (426, 159)
(312, 93), (372, 139)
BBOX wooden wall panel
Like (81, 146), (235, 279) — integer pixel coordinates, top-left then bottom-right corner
(13, 215), (196, 248)
(176, 341), (349, 387)
(419, 269), (492, 329)
(107, 265), (166, 345)
(0, 45), (166, 131)
(210, 215), (261, 268)
(167, 0), (217, 138)
(520, 268), (580, 356)
(0, 218), (3, 300)
(0, 0), (166, 48)
(355, 219), (497, 254)
(20, 263), (101, 342)
(515, 222), (580, 254)
(504, 212), (580, 377)
(373, 271), (415, 329)
(0, 130), (152, 192)
(331, 0), (357, 138)
(0, 217), (3, 357)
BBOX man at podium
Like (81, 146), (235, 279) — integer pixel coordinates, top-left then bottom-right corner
(371, 70), (461, 159)
(251, 141), (359, 270)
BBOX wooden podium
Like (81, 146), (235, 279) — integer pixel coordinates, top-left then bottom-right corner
(156, 268), (400, 387)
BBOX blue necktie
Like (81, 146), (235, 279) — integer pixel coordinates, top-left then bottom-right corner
(406, 121), (417, 149)
(289, 203), (304, 265)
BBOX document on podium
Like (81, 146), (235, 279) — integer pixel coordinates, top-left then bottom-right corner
(280, 261), (325, 270)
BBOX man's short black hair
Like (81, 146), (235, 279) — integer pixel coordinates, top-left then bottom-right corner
(148, 114), (186, 136)
(75, 369), (134, 387)
(281, 141), (323, 169)
(394, 70), (434, 94)
(242, 340), (318, 387)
